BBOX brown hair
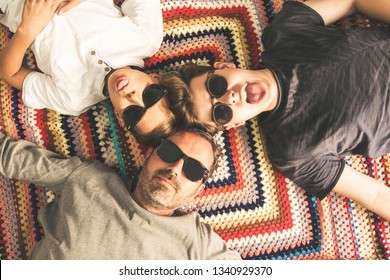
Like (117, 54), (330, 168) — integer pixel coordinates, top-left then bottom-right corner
(131, 111), (176, 147)
(160, 64), (224, 136)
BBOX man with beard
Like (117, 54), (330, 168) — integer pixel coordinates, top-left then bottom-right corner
(0, 129), (241, 259)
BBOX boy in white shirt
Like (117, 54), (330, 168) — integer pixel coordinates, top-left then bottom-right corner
(0, 0), (174, 145)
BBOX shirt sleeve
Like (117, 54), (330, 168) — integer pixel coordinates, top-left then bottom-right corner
(120, 0), (163, 53)
(272, 154), (345, 200)
(22, 71), (92, 116)
(262, 1), (324, 51)
(261, 1), (345, 65)
(0, 132), (85, 191)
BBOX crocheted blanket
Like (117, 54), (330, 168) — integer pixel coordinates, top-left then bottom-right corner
(0, 0), (389, 260)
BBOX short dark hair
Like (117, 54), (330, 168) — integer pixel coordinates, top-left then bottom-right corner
(162, 64), (223, 136)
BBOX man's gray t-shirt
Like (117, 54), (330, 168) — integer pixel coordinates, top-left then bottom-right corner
(0, 132), (241, 260)
(258, 1), (390, 199)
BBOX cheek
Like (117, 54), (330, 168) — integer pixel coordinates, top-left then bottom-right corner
(109, 93), (123, 111)
(179, 181), (201, 197)
(110, 99), (121, 112)
(113, 98), (132, 114)
(145, 156), (169, 173)
(232, 105), (261, 123)
(195, 103), (213, 124)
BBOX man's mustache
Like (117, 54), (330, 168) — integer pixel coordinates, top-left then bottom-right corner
(153, 169), (180, 190)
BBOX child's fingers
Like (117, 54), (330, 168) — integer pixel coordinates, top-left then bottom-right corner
(57, 1), (81, 15)
(50, 0), (64, 13)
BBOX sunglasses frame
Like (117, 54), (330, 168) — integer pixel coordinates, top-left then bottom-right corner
(206, 71), (228, 98)
(205, 71), (233, 125)
(122, 84), (168, 131)
(157, 139), (209, 182)
(211, 102), (233, 125)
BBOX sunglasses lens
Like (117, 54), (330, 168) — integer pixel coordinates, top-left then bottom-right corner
(208, 75), (228, 98)
(183, 159), (207, 182)
(122, 105), (145, 130)
(143, 84), (167, 108)
(158, 140), (182, 163)
(158, 140), (208, 182)
(122, 84), (167, 130)
(213, 103), (233, 125)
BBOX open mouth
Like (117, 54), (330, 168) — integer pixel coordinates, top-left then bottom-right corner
(115, 77), (129, 92)
(244, 83), (266, 104)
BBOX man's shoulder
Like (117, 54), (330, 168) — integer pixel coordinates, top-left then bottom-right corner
(66, 159), (122, 183)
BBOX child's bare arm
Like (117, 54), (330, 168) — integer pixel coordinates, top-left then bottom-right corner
(305, 0), (390, 25)
(333, 165), (390, 221)
(0, 0), (62, 89)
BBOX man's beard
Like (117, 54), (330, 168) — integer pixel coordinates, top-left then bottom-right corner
(137, 167), (183, 211)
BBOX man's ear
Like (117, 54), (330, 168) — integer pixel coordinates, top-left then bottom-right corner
(194, 184), (205, 198)
(225, 121), (245, 130)
(145, 147), (154, 159)
(213, 61), (236, 70)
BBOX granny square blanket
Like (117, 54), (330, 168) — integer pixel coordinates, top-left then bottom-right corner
(0, 0), (389, 259)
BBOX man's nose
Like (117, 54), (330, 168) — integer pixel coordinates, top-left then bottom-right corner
(166, 158), (185, 177)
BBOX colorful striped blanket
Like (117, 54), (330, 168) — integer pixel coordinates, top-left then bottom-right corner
(0, 0), (389, 259)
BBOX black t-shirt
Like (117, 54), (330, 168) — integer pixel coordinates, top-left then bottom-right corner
(258, 1), (390, 199)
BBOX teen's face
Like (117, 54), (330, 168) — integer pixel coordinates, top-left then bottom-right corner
(135, 131), (214, 216)
(107, 67), (170, 135)
(189, 63), (279, 129)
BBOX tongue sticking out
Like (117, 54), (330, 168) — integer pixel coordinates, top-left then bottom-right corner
(115, 78), (129, 91)
(245, 83), (265, 104)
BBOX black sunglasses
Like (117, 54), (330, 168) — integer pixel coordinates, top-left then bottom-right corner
(157, 139), (209, 182)
(205, 71), (233, 125)
(122, 84), (168, 131)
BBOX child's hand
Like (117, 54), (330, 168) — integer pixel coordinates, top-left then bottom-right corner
(19, 0), (63, 39)
(57, 0), (82, 15)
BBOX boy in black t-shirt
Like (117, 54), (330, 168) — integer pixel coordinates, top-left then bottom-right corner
(168, 0), (390, 221)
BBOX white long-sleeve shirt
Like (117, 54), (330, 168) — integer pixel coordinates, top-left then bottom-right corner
(0, 0), (163, 115)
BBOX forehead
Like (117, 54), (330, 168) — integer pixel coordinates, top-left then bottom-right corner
(168, 132), (214, 169)
(189, 73), (215, 126)
(189, 71), (209, 95)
